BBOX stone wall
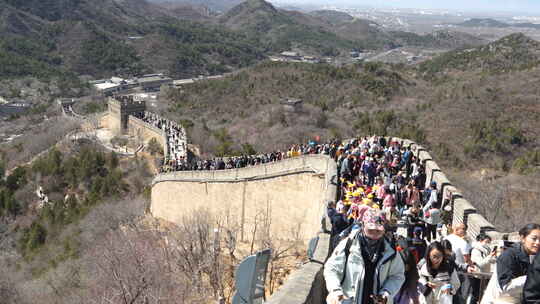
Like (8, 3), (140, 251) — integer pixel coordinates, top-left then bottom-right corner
(127, 116), (167, 157)
(151, 155), (335, 243)
(151, 155), (337, 304)
(98, 112), (110, 129)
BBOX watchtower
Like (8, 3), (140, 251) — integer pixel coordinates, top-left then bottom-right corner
(108, 95), (146, 134)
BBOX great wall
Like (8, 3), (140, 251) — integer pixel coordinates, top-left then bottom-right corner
(97, 96), (510, 304)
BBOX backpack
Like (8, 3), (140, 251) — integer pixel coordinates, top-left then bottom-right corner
(329, 224), (354, 254)
(340, 233), (356, 285)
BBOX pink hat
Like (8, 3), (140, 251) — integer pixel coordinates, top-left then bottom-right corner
(362, 208), (386, 231)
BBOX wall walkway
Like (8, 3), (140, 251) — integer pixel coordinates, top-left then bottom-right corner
(147, 136), (504, 304)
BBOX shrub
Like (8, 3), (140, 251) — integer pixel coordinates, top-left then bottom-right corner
(83, 101), (107, 114)
(465, 120), (526, 157)
(19, 222), (47, 257)
(5, 167), (27, 192)
(513, 150), (540, 174)
(213, 128), (238, 157)
(241, 143), (257, 155)
(147, 138), (163, 156)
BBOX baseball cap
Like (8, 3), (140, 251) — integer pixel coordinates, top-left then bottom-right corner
(362, 209), (386, 231)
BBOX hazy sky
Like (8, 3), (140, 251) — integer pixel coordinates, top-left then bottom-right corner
(272, 0), (540, 14)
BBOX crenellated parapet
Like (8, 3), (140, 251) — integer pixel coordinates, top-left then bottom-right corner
(389, 137), (503, 241)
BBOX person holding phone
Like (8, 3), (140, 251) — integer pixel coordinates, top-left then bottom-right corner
(419, 241), (461, 304)
(324, 209), (405, 304)
(471, 233), (497, 303)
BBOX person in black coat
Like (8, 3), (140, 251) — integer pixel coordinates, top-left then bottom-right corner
(522, 250), (540, 304)
(482, 224), (540, 304)
(330, 204), (351, 237)
(497, 224), (540, 291)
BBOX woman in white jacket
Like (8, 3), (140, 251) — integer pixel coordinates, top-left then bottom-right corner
(471, 233), (497, 304)
(419, 241), (461, 304)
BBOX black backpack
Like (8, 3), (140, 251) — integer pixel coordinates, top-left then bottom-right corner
(339, 233), (356, 285)
(329, 224), (354, 254)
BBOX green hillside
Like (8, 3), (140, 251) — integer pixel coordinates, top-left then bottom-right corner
(389, 30), (485, 49)
(458, 18), (509, 28)
(219, 0), (363, 54)
(419, 33), (540, 77)
(0, 0), (264, 79)
(309, 9), (354, 25)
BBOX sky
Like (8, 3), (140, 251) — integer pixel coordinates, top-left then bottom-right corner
(271, 0), (540, 14)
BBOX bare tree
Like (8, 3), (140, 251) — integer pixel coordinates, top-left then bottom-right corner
(452, 172), (540, 232)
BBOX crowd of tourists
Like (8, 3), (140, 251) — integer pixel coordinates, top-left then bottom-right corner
(159, 142), (336, 172)
(323, 137), (540, 304)
(136, 111), (188, 169)
(135, 111), (540, 304)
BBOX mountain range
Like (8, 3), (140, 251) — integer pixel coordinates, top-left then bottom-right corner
(0, 0), (488, 82)
(458, 18), (540, 30)
(148, 0), (243, 13)
(159, 31), (540, 177)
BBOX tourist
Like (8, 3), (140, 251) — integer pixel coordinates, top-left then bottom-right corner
(423, 200), (442, 243)
(404, 205), (424, 239)
(481, 223), (540, 304)
(445, 223), (474, 304)
(395, 238), (421, 304)
(324, 209), (405, 304)
(419, 241), (461, 304)
(470, 233), (497, 304)
(522, 247), (540, 304)
(330, 204), (352, 238)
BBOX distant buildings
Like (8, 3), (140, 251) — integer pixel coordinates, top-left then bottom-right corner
(56, 98), (75, 106)
(269, 52), (322, 63)
(138, 75), (173, 92)
(0, 100), (31, 117)
(91, 74), (172, 96)
(169, 75), (222, 88)
(92, 74), (225, 95)
(280, 51), (302, 60)
(91, 77), (137, 96)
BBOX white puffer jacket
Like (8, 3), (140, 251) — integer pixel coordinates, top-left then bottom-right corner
(324, 230), (405, 303)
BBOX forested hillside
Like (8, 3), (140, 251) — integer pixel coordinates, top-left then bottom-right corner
(158, 33), (539, 175)
(0, 0), (264, 80)
(0, 0), (490, 83)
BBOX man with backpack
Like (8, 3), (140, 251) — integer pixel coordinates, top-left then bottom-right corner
(324, 209), (405, 304)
